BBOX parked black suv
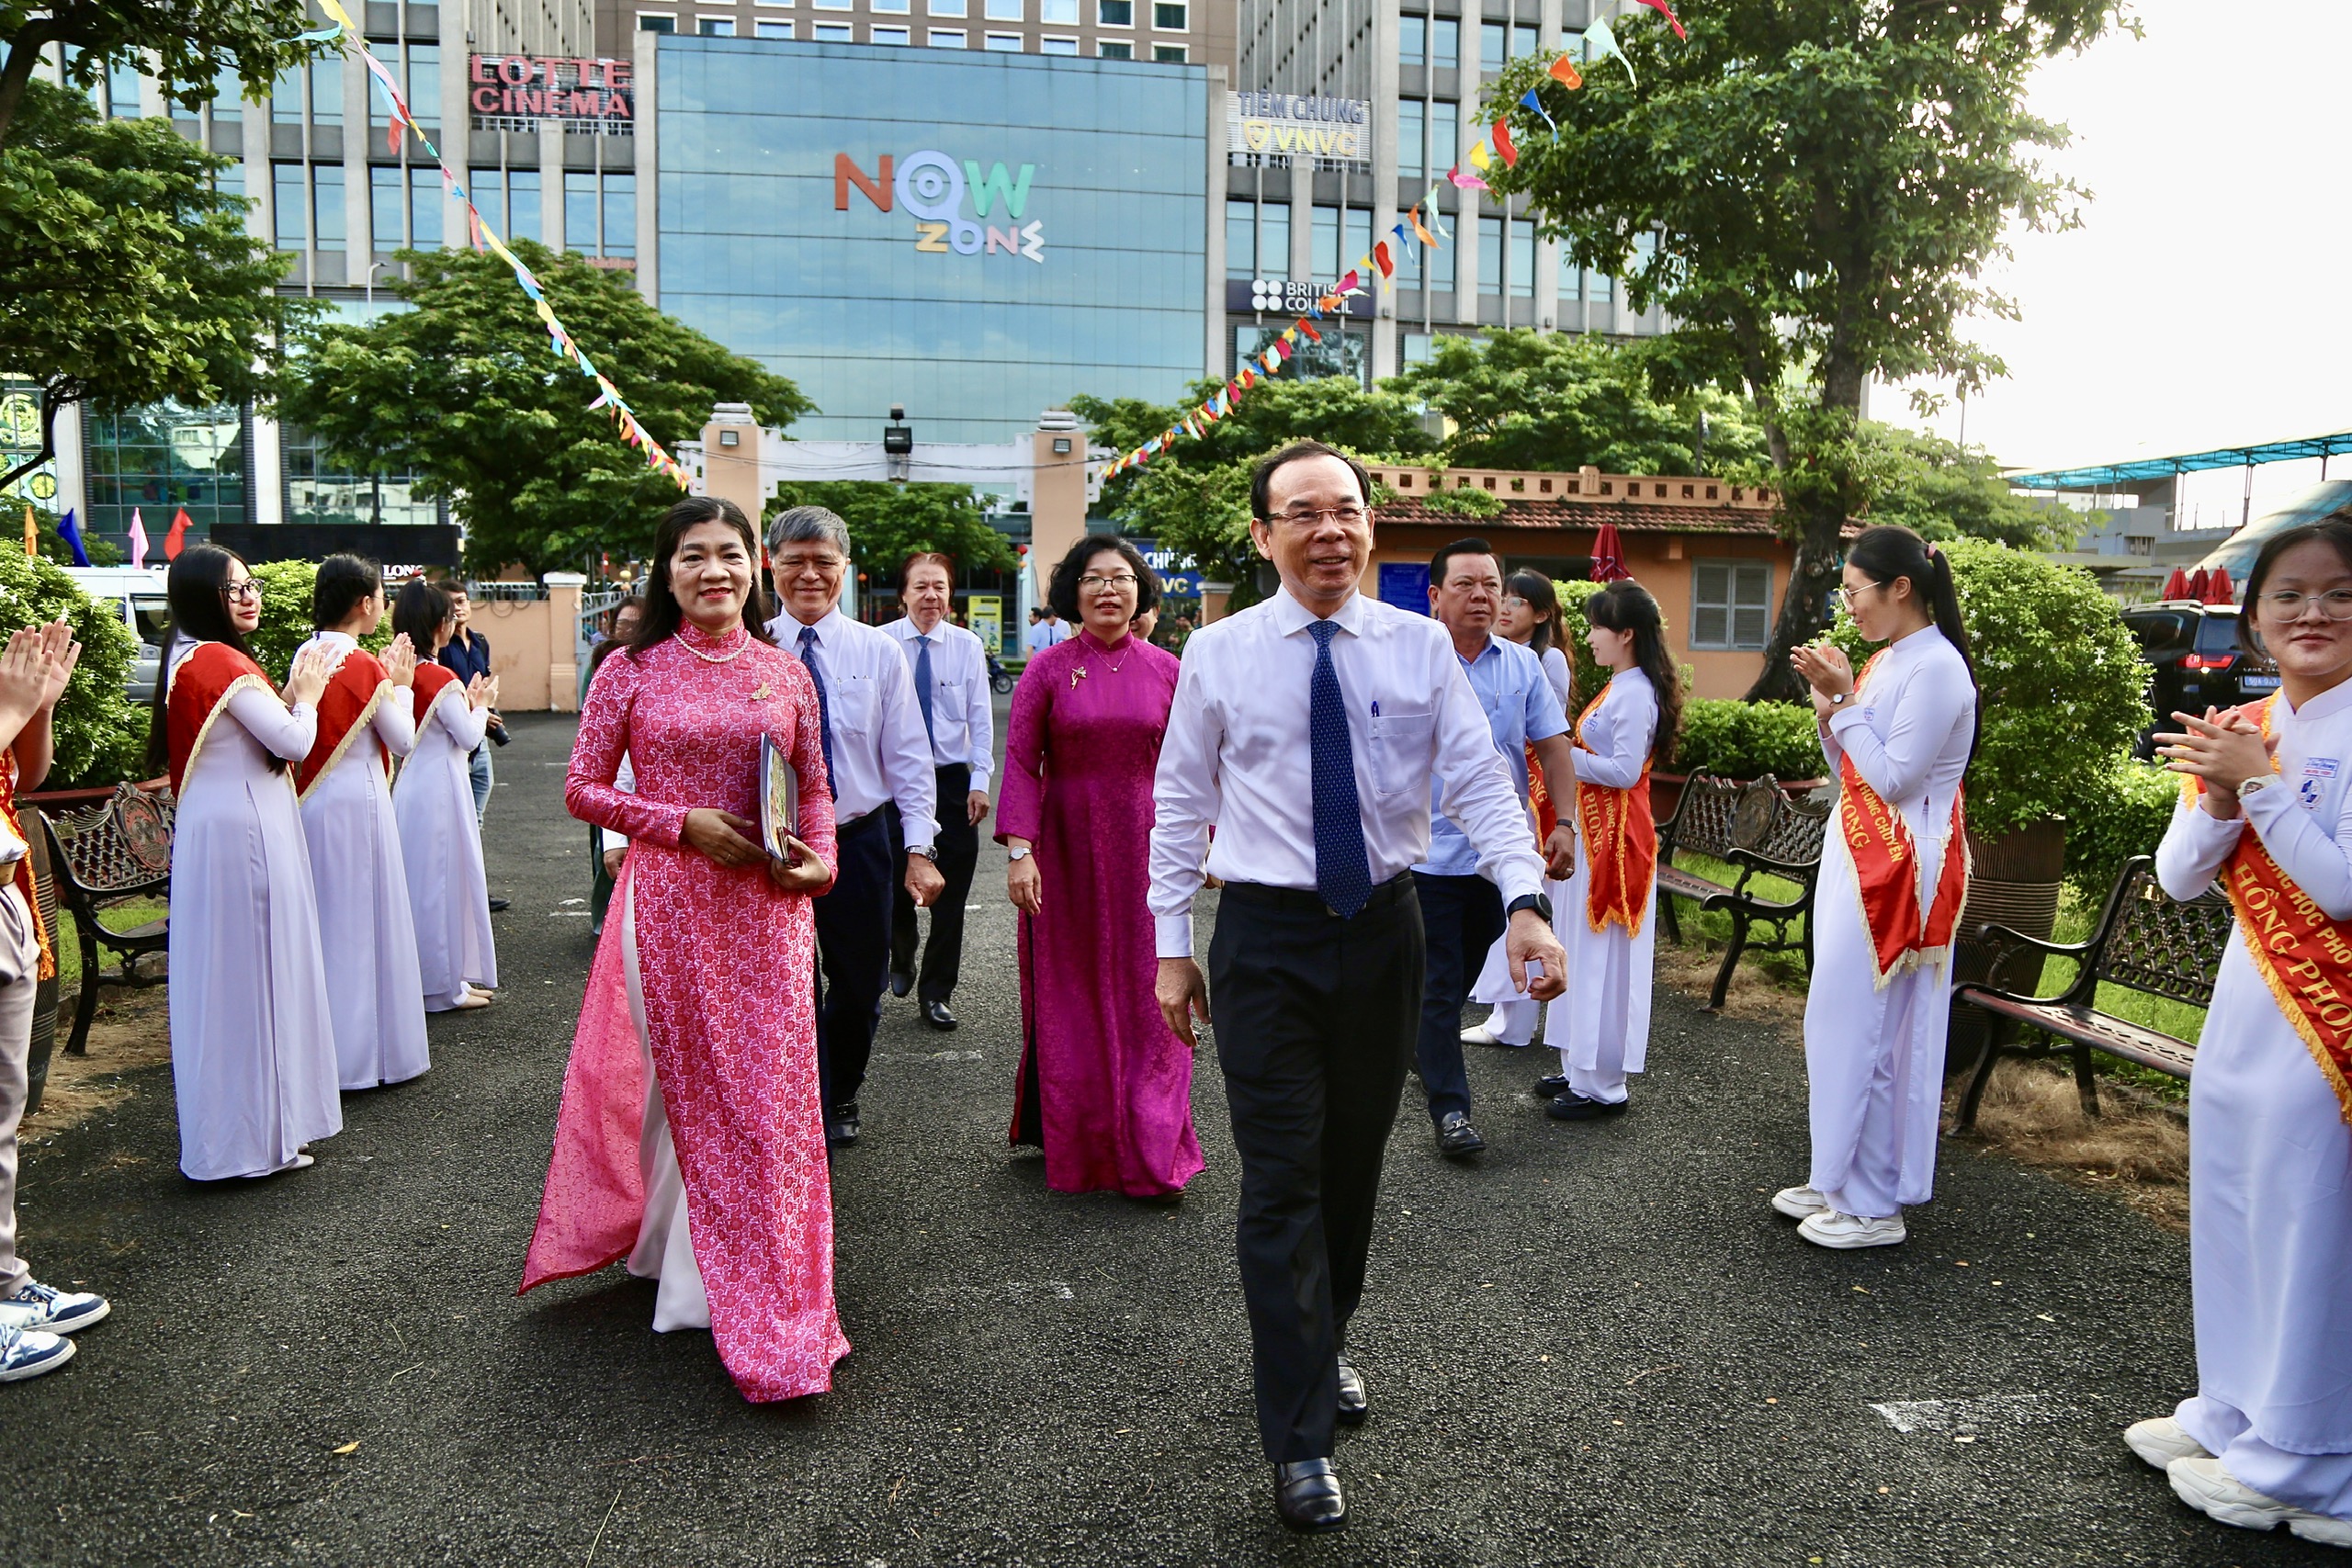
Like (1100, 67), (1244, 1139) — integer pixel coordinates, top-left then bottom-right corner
(2122, 602), (2280, 755)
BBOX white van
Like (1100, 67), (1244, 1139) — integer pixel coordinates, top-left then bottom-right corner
(62, 565), (173, 702)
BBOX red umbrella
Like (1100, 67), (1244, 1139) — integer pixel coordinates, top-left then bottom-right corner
(2160, 568), (2191, 600)
(2187, 567), (2212, 603)
(1589, 523), (1631, 582)
(2206, 566), (2235, 604)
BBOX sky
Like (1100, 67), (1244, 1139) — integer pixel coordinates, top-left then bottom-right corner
(1888, 0), (2352, 519)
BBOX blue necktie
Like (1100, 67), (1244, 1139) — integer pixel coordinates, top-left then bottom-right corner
(797, 624), (837, 789)
(1307, 619), (1373, 919)
(914, 634), (937, 750)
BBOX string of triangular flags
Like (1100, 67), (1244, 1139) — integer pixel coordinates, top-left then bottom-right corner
(307, 1), (692, 490)
(1102, 0), (1682, 479)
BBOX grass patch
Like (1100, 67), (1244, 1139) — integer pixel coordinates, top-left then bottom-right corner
(50, 896), (166, 991)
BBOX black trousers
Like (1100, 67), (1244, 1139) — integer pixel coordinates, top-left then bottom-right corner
(814, 808), (897, 1113)
(890, 763), (979, 1003)
(1209, 875), (1425, 1463)
(1411, 872), (1505, 1125)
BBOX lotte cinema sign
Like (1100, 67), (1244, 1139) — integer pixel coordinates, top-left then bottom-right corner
(469, 55), (634, 134)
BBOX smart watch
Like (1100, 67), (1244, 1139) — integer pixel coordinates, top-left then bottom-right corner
(1508, 893), (1555, 923)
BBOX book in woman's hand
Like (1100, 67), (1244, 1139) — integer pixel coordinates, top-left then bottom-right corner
(759, 733), (801, 861)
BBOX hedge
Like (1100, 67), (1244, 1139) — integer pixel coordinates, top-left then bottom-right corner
(1673, 699), (1825, 782)
(2062, 757), (2180, 903)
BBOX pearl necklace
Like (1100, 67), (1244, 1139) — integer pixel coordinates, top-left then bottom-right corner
(674, 627), (751, 665)
(1071, 635), (1136, 685)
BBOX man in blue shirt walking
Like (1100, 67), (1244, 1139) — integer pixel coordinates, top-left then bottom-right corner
(1411, 538), (1578, 1158)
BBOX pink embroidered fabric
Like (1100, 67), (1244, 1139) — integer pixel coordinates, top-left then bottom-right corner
(521, 624), (849, 1402)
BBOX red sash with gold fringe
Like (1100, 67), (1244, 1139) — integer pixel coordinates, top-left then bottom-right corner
(1838, 652), (1969, 986)
(166, 641), (275, 797)
(2183, 696), (2352, 1124)
(0, 752), (53, 980)
(294, 648), (391, 800)
(1572, 686), (1657, 934)
(1524, 742), (1559, 844)
(411, 660), (460, 730)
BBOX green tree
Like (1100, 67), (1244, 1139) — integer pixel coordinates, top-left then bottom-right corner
(1071, 376), (1439, 603)
(280, 243), (811, 577)
(1490, 0), (2131, 699)
(763, 480), (1014, 593)
(0, 0), (325, 149)
(0, 79), (313, 493)
(0, 544), (141, 787)
(1857, 423), (2068, 550)
(245, 558), (390, 680)
(1389, 330), (1768, 474)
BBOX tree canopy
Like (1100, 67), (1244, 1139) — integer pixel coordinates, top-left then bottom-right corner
(763, 480), (1015, 596)
(0, 79), (311, 493)
(1489, 0), (2132, 697)
(0, 0), (326, 148)
(279, 242), (811, 577)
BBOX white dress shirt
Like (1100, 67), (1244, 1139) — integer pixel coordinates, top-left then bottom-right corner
(768, 605), (939, 852)
(879, 615), (995, 793)
(1148, 586), (1548, 957)
(1023, 619), (1069, 653)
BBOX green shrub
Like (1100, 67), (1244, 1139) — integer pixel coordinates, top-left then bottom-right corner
(244, 558), (390, 680)
(1827, 537), (2148, 838)
(1554, 578), (1608, 704)
(1421, 484), (1505, 518)
(2062, 757), (2179, 902)
(0, 547), (142, 790)
(1675, 698), (1826, 781)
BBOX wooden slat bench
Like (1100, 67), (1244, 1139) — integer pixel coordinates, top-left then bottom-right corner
(1655, 771), (1832, 1010)
(1952, 854), (2227, 1128)
(41, 781), (174, 1057)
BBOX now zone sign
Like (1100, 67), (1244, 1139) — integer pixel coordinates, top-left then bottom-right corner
(834, 152), (1046, 265)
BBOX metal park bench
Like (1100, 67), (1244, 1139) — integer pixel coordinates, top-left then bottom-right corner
(1952, 855), (2226, 1129)
(41, 782), (174, 1057)
(1654, 771), (1831, 1010)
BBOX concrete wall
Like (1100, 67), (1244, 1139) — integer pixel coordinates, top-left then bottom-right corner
(469, 581), (585, 713)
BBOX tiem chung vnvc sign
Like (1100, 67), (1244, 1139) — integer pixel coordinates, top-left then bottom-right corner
(834, 152), (1046, 264)
(469, 55), (634, 135)
(1227, 92), (1371, 172)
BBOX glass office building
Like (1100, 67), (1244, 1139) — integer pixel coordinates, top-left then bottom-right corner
(656, 37), (1208, 442)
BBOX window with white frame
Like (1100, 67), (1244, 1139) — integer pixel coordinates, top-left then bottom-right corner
(1040, 33), (1077, 51)
(813, 21), (853, 38)
(1042, 0), (1078, 19)
(1099, 0), (1132, 23)
(984, 30), (1023, 48)
(986, 0), (1023, 17)
(929, 27), (967, 44)
(756, 18), (792, 33)
(872, 25), (910, 41)
(699, 17), (736, 32)
(873, 0), (910, 12)
(1152, 42), (1185, 60)
(638, 12), (677, 29)
(1097, 39), (1130, 54)
(1153, 1), (1186, 28)
(1691, 561), (1774, 650)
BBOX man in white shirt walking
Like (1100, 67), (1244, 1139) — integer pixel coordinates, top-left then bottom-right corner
(1023, 606), (1068, 654)
(881, 551), (992, 1030)
(766, 508), (945, 1146)
(1149, 443), (1566, 1532)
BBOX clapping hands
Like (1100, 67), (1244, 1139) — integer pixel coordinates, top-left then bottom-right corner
(381, 633), (419, 688)
(284, 645), (335, 709)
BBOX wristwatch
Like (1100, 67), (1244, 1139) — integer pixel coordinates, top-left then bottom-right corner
(1007, 845), (1032, 862)
(1508, 892), (1555, 924)
(910, 844), (939, 863)
(1827, 691), (1852, 708)
(2238, 775), (2276, 801)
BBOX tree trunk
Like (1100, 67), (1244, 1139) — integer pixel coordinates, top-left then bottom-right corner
(1743, 358), (1866, 704)
(0, 24), (65, 152)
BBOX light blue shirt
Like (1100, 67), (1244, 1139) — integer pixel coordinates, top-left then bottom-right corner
(1415, 635), (1570, 877)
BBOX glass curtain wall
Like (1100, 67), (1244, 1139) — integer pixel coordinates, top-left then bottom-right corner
(85, 403), (249, 548)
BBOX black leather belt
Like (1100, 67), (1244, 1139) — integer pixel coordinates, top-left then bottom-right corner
(1220, 872), (1414, 919)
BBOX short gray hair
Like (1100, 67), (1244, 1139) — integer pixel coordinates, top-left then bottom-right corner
(767, 505), (854, 558)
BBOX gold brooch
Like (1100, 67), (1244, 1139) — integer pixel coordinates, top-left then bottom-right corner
(1070, 667), (1088, 687)
(751, 682), (773, 702)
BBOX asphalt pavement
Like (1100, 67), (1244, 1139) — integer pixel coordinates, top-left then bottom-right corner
(1, 708), (2329, 1567)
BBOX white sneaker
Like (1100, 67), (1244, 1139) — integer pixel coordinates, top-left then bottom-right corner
(0, 1323), (74, 1382)
(1459, 1021), (1503, 1046)
(2168, 1456), (2301, 1531)
(1798, 1210), (1907, 1249)
(1770, 1185), (1830, 1219)
(2294, 1513), (2352, 1548)
(0, 1280), (108, 1336)
(2124, 1416), (2211, 1472)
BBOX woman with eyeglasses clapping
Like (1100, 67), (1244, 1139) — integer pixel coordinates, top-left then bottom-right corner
(149, 545), (343, 1180)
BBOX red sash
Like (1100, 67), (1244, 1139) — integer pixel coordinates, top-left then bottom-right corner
(1572, 685), (1657, 934)
(0, 752), (53, 981)
(1524, 742), (1559, 844)
(411, 661), (461, 730)
(166, 641), (276, 796)
(294, 647), (391, 800)
(2182, 697), (2352, 1123)
(1838, 652), (1970, 986)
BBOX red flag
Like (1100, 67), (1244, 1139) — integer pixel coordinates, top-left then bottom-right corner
(1373, 241), (1395, 278)
(1493, 118), (1519, 167)
(1633, 0), (1687, 39)
(1549, 55), (1585, 89)
(1296, 319), (1321, 343)
(164, 507), (192, 560)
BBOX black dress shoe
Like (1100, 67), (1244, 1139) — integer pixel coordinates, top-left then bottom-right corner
(826, 1100), (861, 1145)
(1532, 1073), (1570, 1100)
(1335, 1352), (1368, 1427)
(921, 999), (958, 1032)
(1436, 1111), (1487, 1158)
(1272, 1459), (1346, 1532)
(1546, 1090), (1630, 1122)
(888, 969), (914, 998)
(487, 897), (510, 912)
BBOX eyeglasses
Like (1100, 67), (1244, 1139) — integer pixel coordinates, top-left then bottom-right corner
(1271, 505), (1369, 528)
(775, 555), (843, 575)
(1500, 595), (1531, 610)
(1079, 573), (1139, 592)
(1836, 581), (1885, 609)
(2256, 589), (2352, 621)
(219, 581), (261, 604)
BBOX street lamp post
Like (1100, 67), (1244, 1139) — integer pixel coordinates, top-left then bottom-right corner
(365, 259), (391, 311)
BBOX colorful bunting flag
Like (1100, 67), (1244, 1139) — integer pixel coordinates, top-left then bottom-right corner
(1450, 165), (1488, 191)
(1373, 241), (1395, 278)
(1633, 0), (1687, 39)
(1409, 207), (1438, 246)
(19, 505), (31, 558)
(127, 508), (147, 569)
(1469, 141), (1494, 174)
(56, 508), (87, 569)
(164, 507), (191, 561)
(1520, 88), (1557, 134)
(1549, 54), (1585, 89)
(1493, 119), (1519, 167)
(1584, 17), (1636, 85)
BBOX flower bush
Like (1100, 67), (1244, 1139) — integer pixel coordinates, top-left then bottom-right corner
(0, 547), (144, 790)
(1827, 537), (2148, 839)
(2062, 757), (2180, 902)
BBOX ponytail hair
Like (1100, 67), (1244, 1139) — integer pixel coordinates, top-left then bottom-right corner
(1585, 579), (1682, 766)
(1845, 524), (1978, 763)
(1507, 568), (1559, 656)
